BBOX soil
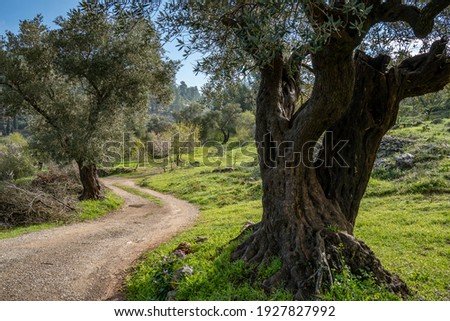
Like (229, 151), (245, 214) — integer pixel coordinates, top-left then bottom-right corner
(0, 177), (198, 301)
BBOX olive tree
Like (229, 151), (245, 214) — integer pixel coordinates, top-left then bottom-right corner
(0, 1), (175, 199)
(160, 0), (450, 298)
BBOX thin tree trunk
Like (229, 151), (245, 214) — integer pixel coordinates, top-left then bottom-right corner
(221, 129), (230, 144)
(76, 161), (102, 200)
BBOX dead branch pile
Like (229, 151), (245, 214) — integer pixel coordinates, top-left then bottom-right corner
(31, 167), (81, 197)
(0, 166), (81, 228)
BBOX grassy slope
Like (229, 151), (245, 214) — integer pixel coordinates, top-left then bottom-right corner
(126, 118), (450, 300)
(356, 116), (450, 300)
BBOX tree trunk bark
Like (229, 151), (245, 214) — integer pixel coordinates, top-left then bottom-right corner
(232, 40), (450, 299)
(76, 161), (102, 200)
(232, 165), (407, 299)
(221, 129), (230, 144)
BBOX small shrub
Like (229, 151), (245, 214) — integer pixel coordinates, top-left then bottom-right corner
(149, 254), (184, 300)
(97, 167), (136, 177)
(371, 166), (403, 180)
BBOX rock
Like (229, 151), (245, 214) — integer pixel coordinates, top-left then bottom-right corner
(172, 250), (186, 259)
(172, 242), (192, 256)
(395, 153), (415, 169)
(171, 265), (194, 284)
(377, 136), (413, 158)
(431, 118), (443, 124)
(374, 158), (390, 169)
(166, 290), (177, 301)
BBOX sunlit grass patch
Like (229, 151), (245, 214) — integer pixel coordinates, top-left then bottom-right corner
(126, 198), (295, 300)
(77, 190), (124, 220)
(0, 222), (60, 240)
(112, 184), (163, 207)
(356, 194), (450, 300)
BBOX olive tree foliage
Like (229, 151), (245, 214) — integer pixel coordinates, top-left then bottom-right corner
(204, 103), (242, 144)
(198, 79), (257, 142)
(0, 0), (175, 199)
(402, 84), (450, 118)
(202, 78), (257, 112)
(158, 0), (450, 299)
(0, 133), (35, 180)
(173, 101), (206, 128)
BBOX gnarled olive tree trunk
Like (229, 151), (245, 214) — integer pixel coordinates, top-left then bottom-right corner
(76, 161), (102, 200)
(232, 39), (450, 299)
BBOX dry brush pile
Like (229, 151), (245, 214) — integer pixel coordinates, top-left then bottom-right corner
(0, 166), (81, 228)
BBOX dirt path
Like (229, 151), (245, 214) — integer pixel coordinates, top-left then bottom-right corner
(0, 177), (198, 301)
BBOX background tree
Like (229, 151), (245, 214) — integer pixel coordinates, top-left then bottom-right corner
(150, 81), (201, 114)
(161, 0), (450, 298)
(408, 86), (450, 119)
(173, 101), (206, 129)
(235, 110), (256, 141)
(0, 1), (175, 199)
(201, 80), (256, 143)
(147, 114), (173, 135)
(202, 79), (257, 112)
(211, 103), (242, 144)
(178, 80), (201, 102)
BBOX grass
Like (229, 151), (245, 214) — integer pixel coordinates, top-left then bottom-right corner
(0, 190), (124, 239)
(112, 184), (163, 207)
(77, 190), (124, 220)
(126, 154), (285, 300)
(320, 265), (400, 301)
(126, 118), (450, 301)
(127, 165), (417, 301)
(126, 193), (294, 300)
(138, 167), (262, 210)
(0, 222), (60, 240)
(356, 194), (450, 300)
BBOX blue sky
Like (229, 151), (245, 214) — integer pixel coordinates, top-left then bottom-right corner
(0, 0), (207, 88)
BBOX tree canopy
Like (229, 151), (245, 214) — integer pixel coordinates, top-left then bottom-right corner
(161, 1), (449, 76)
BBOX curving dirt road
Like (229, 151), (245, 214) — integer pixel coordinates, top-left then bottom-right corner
(0, 177), (198, 301)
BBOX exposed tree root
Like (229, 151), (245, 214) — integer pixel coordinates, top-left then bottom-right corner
(232, 224), (409, 300)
